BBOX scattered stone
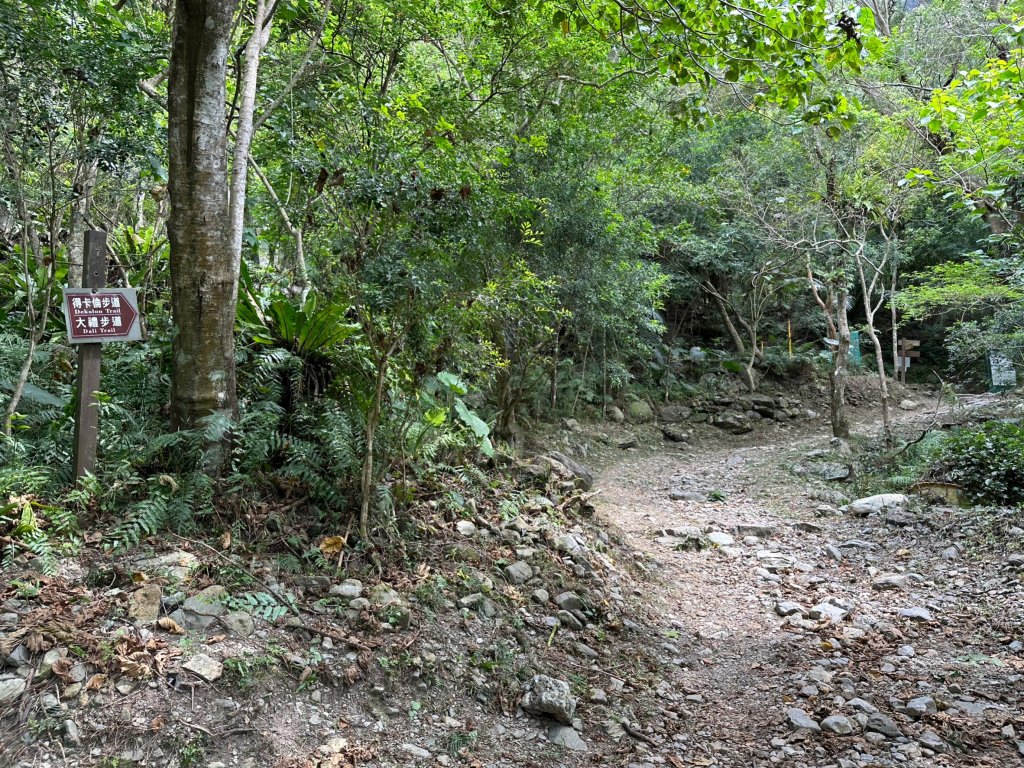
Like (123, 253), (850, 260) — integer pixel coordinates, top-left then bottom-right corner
(775, 601), (805, 617)
(134, 550), (198, 581)
(847, 494), (908, 517)
(618, 435), (639, 450)
(865, 713), (902, 738)
(659, 405), (692, 423)
(918, 730), (947, 753)
(670, 489), (704, 502)
(402, 744), (432, 760)
(329, 579), (363, 599)
(521, 675), (577, 725)
(793, 521), (824, 533)
(736, 524), (775, 538)
(456, 520), (477, 536)
(848, 698), (878, 714)
(787, 708), (821, 732)
(531, 588), (549, 604)
(898, 607), (933, 622)
(589, 687), (608, 704)
(0, 676), (26, 704)
(553, 592), (585, 613)
(128, 584), (162, 623)
(38, 647), (67, 679)
(63, 720), (81, 747)
(557, 610), (584, 630)
(504, 561), (533, 585)
(872, 573), (920, 591)
(660, 425), (689, 443)
(182, 654), (223, 682)
(713, 411), (752, 434)
(221, 611), (255, 637)
(899, 399), (920, 411)
(548, 724), (587, 751)
(608, 406), (625, 423)
(707, 531), (735, 546)
(903, 696), (937, 719)
(818, 462), (853, 482)
(820, 715), (855, 735)
(808, 598), (851, 623)
(178, 585), (228, 630)
(369, 584), (401, 607)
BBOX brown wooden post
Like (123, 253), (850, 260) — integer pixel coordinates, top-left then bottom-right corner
(72, 230), (106, 480)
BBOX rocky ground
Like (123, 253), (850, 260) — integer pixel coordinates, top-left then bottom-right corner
(1, 384), (1022, 768)
(592, 394), (1024, 767)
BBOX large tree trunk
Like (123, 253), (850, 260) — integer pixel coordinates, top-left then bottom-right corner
(167, 0), (241, 431)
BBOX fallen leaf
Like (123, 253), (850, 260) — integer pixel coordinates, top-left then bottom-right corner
(220, 530), (232, 549)
(50, 658), (74, 682)
(319, 536), (346, 556)
(150, 714), (166, 732)
(157, 617), (185, 635)
(207, 634), (226, 643)
(131, 571), (149, 583)
(84, 673), (107, 691)
(118, 655), (152, 679)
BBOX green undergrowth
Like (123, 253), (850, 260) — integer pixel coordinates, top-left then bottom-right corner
(856, 419), (1024, 507)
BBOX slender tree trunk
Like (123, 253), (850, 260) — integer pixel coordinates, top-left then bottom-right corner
(867, 327), (891, 438)
(68, 158), (98, 289)
(167, 0), (241, 431)
(228, 0), (271, 264)
(549, 324), (559, 413)
(359, 356), (388, 541)
(495, 367), (517, 443)
(830, 286), (851, 439)
(856, 247), (892, 441)
(890, 270), (899, 378)
(710, 292), (746, 357)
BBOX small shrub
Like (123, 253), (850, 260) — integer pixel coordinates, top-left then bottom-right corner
(937, 421), (1024, 505)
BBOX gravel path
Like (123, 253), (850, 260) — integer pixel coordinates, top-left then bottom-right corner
(592, 400), (1024, 767)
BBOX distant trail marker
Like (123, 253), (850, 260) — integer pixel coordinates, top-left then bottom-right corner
(897, 339), (920, 385)
(63, 230), (143, 481)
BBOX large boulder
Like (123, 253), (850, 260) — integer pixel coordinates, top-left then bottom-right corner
(626, 400), (654, 424)
(658, 405), (692, 423)
(713, 411), (752, 435)
(545, 451), (595, 491)
(521, 675), (577, 725)
(847, 494), (908, 518)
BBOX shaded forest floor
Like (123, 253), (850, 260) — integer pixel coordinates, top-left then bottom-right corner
(2, 385), (1023, 768)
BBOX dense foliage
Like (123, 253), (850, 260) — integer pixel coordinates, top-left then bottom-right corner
(935, 421), (1024, 506)
(3, 0), (1024, 565)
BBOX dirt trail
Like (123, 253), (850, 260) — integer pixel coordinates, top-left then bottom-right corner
(591, 400), (1024, 767)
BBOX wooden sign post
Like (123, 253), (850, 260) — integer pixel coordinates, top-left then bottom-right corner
(64, 230), (143, 481)
(71, 231), (105, 480)
(897, 339), (921, 385)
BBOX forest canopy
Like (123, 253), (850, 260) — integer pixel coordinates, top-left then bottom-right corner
(1, 0), (1023, 547)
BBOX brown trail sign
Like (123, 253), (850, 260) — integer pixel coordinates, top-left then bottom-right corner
(63, 289), (141, 343)
(897, 339), (921, 385)
(63, 231), (143, 481)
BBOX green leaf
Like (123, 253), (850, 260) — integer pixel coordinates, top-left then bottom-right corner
(453, 398), (489, 439)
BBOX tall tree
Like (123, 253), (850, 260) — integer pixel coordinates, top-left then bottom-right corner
(167, 0), (240, 433)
